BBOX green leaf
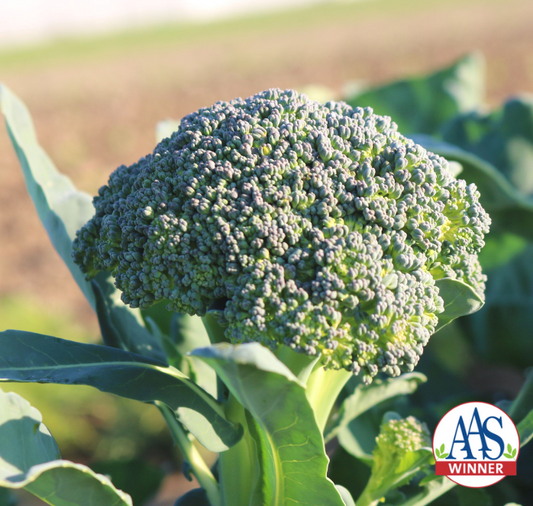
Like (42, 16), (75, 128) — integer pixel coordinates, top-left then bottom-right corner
(461, 245), (533, 368)
(435, 278), (484, 332)
(10, 463), (134, 506)
(327, 373), (426, 443)
(507, 443), (512, 453)
(357, 447), (433, 505)
(439, 443), (445, 454)
(412, 135), (533, 240)
(0, 83), (166, 363)
(517, 410), (533, 447)
(397, 476), (455, 506)
(91, 276), (166, 361)
(193, 343), (345, 506)
(345, 53), (484, 135)
(0, 83), (95, 305)
(456, 487), (493, 506)
(442, 96), (533, 200)
(439, 453), (449, 459)
(0, 487), (16, 506)
(335, 485), (356, 506)
(0, 387), (132, 505)
(435, 449), (441, 458)
(0, 389), (61, 480)
(0, 330), (242, 452)
(503, 453), (513, 459)
(337, 412), (381, 463)
(512, 448), (517, 457)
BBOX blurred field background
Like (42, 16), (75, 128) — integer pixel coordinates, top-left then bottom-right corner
(1, 0), (533, 503)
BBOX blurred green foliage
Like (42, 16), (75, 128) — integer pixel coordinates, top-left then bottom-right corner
(0, 296), (171, 463)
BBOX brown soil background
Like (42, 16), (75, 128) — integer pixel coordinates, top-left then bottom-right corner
(2, 0), (533, 332)
(1, 0), (533, 503)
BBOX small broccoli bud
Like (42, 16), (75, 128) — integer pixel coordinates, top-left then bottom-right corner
(357, 415), (431, 505)
(373, 415), (431, 478)
(72, 89), (490, 381)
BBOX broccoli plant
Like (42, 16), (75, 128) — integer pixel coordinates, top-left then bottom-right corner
(0, 79), (531, 506)
(73, 89), (489, 382)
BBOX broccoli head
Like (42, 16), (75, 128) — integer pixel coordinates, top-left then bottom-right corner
(72, 89), (490, 382)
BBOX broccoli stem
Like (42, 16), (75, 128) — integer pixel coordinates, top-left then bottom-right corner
(274, 345), (320, 383)
(306, 366), (352, 432)
(354, 487), (382, 506)
(202, 314), (228, 344)
(218, 393), (257, 506)
(156, 402), (221, 506)
(274, 345), (352, 431)
(201, 314), (231, 402)
(200, 315), (353, 503)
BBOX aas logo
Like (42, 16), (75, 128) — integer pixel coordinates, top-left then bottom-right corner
(433, 402), (519, 487)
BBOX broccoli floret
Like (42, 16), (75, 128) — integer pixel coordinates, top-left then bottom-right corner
(357, 415), (431, 505)
(373, 416), (431, 478)
(72, 89), (490, 382)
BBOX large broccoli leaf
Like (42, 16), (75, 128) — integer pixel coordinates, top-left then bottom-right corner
(509, 370), (533, 427)
(193, 343), (346, 506)
(0, 387), (133, 506)
(459, 244), (533, 368)
(0, 84), (95, 305)
(442, 96), (533, 200)
(0, 330), (242, 452)
(142, 304), (217, 397)
(0, 84), (167, 362)
(326, 373), (426, 446)
(345, 53), (484, 136)
(434, 278), (484, 332)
